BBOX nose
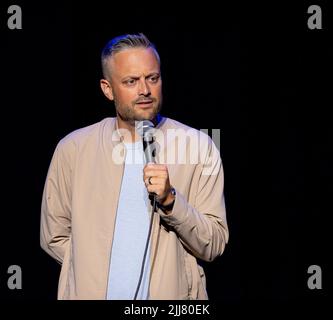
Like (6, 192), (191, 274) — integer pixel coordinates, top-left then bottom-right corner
(138, 79), (151, 96)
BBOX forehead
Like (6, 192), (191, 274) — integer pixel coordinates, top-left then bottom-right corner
(109, 47), (160, 77)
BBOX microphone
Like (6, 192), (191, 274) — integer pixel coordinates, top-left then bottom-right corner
(136, 119), (158, 206)
(136, 120), (156, 164)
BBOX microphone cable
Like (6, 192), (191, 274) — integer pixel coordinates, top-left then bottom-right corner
(133, 194), (157, 300)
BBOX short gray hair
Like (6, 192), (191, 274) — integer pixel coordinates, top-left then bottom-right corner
(101, 33), (159, 79)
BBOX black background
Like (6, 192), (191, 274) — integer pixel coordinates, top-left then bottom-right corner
(0, 0), (331, 311)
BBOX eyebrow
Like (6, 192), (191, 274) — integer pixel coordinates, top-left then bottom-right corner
(121, 72), (160, 81)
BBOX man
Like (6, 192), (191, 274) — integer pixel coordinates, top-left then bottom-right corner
(40, 33), (228, 300)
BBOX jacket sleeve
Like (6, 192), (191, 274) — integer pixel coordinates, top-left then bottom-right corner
(40, 140), (73, 264)
(159, 136), (229, 262)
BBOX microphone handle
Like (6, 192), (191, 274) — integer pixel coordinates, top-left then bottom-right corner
(143, 137), (158, 207)
(143, 138), (156, 164)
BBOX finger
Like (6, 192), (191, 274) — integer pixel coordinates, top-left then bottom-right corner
(144, 177), (166, 186)
(144, 164), (168, 171)
(143, 176), (170, 188)
(144, 166), (168, 175)
(146, 185), (165, 198)
(143, 165), (168, 178)
(143, 170), (168, 179)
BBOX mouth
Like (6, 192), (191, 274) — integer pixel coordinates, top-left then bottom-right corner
(135, 100), (154, 108)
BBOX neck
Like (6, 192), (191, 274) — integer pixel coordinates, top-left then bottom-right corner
(115, 118), (138, 143)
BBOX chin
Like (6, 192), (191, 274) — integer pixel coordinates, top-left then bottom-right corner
(135, 110), (157, 121)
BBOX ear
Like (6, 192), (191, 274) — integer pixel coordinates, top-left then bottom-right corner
(100, 79), (114, 101)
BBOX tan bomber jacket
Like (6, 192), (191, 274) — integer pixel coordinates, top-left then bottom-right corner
(40, 116), (229, 299)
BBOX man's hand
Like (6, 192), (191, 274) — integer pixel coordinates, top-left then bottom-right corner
(143, 163), (175, 207)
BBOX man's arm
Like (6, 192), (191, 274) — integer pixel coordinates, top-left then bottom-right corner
(159, 140), (229, 262)
(40, 141), (73, 264)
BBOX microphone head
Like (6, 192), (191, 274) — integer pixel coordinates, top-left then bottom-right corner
(135, 120), (155, 138)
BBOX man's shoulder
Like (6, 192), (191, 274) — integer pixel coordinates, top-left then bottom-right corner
(163, 117), (211, 141)
(57, 117), (115, 152)
(61, 118), (114, 143)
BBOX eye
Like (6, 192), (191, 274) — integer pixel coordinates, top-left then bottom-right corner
(148, 75), (160, 83)
(123, 79), (136, 86)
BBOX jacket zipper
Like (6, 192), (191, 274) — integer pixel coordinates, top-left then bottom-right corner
(104, 145), (126, 299)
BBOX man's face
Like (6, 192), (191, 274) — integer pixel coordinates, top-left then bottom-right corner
(102, 47), (162, 123)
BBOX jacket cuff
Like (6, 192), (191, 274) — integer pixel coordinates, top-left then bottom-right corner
(158, 190), (189, 227)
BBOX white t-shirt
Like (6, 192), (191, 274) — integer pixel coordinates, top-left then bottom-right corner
(107, 141), (151, 300)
